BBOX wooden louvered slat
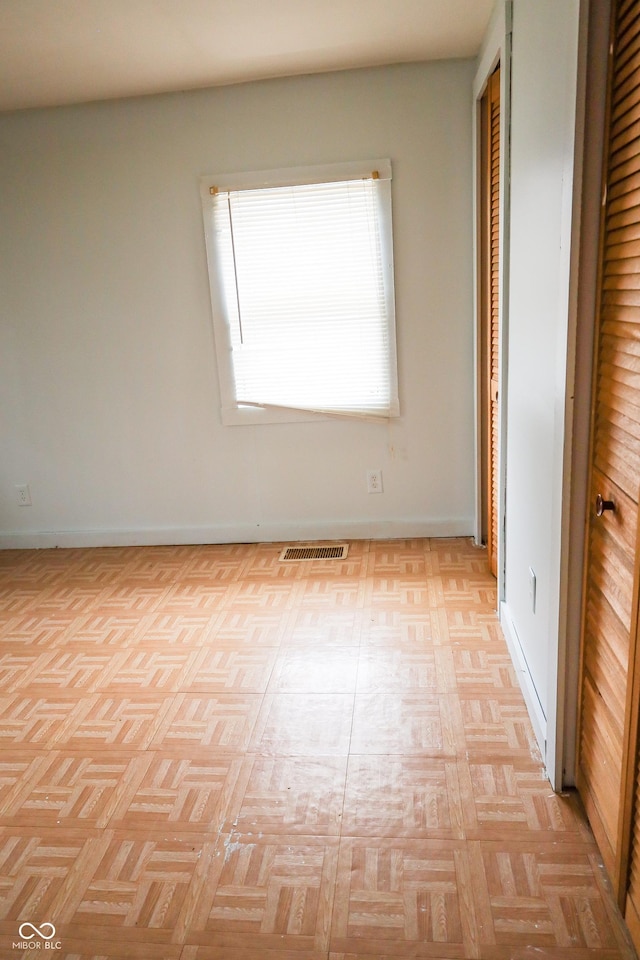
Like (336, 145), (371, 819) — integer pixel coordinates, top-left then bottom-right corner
(619, 0), (638, 19)
(608, 237), (640, 260)
(591, 468), (639, 553)
(594, 431), (640, 482)
(603, 300), (640, 324)
(611, 97), (640, 148)
(609, 172), (640, 210)
(619, 0), (639, 24)
(585, 593), (630, 698)
(612, 60), (640, 113)
(597, 390), (640, 441)
(610, 150), (640, 189)
(610, 119), (640, 157)
(607, 183), (640, 213)
(578, 475), (635, 880)
(610, 137), (640, 177)
(581, 665), (625, 779)
(608, 172), (640, 207)
(586, 540), (635, 633)
(617, 50), (640, 102)
(600, 334), (640, 362)
(612, 82), (640, 128)
(603, 272), (640, 291)
(614, 45), (640, 105)
(617, 6), (640, 57)
(598, 362), (640, 394)
(604, 253), (640, 272)
(594, 415), (640, 497)
(608, 220), (640, 247)
(604, 292), (640, 311)
(596, 412), (640, 464)
(584, 613), (630, 741)
(615, 12), (640, 75)
(607, 204), (640, 233)
(579, 676), (623, 877)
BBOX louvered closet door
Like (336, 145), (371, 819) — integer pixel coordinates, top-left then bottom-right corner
(488, 67), (501, 578)
(480, 66), (500, 578)
(615, 0), (640, 941)
(577, 0), (640, 908)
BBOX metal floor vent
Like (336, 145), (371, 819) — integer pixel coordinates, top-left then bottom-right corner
(278, 544), (349, 562)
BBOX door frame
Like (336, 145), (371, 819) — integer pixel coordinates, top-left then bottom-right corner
(473, 0), (512, 605)
(473, 0), (608, 792)
(556, 0), (612, 790)
(571, 0), (640, 915)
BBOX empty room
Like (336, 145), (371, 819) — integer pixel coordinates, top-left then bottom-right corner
(1, 1), (640, 958)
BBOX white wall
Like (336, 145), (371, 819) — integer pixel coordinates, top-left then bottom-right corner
(500, 0), (581, 782)
(0, 61), (476, 548)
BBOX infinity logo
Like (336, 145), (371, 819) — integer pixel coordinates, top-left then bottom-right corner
(18, 922), (56, 940)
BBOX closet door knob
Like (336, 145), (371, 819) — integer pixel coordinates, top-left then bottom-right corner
(595, 493), (615, 517)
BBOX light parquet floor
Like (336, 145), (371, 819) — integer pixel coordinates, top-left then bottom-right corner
(0, 537), (635, 960)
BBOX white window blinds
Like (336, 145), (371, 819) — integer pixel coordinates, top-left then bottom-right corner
(201, 160), (399, 423)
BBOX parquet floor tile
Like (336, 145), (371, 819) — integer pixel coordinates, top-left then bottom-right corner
(63, 695), (177, 750)
(65, 613), (146, 649)
(185, 833), (338, 954)
(367, 541), (428, 577)
(298, 579), (366, 609)
(213, 610), (290, 648)
(356, 649), (439, 693)
(0, 613), (80, 647)
(459, 762), (593, 841)
(227, 755), (348, 836)
(14, 650), (123, 694)
(361, 610), (433, 649)
(184, 648), (278, 694)
(0, 751), (151, 828)
(93, 649), (202, 693)
(368, 579), (430, 608)
(91, 583), (171, 614)
(341, 757), (464, 839)
(182, 548), (251, 583)
(350, 694), (454, 756)
(251, 694), (354, 756)
(228, 581), (301, 611)
(0, 537), (635, 960)
(107, 753), (242, 832)
(284, 610), (363, 648)
(161, 582), (231, 614)
(480, 845), (615, 950)
(0, 694), (96, 748)
(268, 649), (359, 693)
(445, 647), (519, 693)
(65, 833), (203, 933)
(331, 838), (473, 954)
(149, 693), (262, 753)
(454, 695), (542, 762)
(37, 585), (111, 615)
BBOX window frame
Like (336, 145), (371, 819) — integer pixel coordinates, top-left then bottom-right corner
(200, 159), (399, 426)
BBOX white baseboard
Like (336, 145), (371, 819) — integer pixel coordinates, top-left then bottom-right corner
(0, 517), (473, 550)
(500, 601), (547, 767)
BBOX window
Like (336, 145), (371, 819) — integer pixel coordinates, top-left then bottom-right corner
(200, 160), (399, 424)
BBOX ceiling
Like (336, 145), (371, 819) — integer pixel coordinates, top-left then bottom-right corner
(0, 0), (494, 113)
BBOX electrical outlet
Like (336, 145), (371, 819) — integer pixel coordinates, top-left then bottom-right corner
(367, 469), (383, 494)
(15, 484), (32, 506)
